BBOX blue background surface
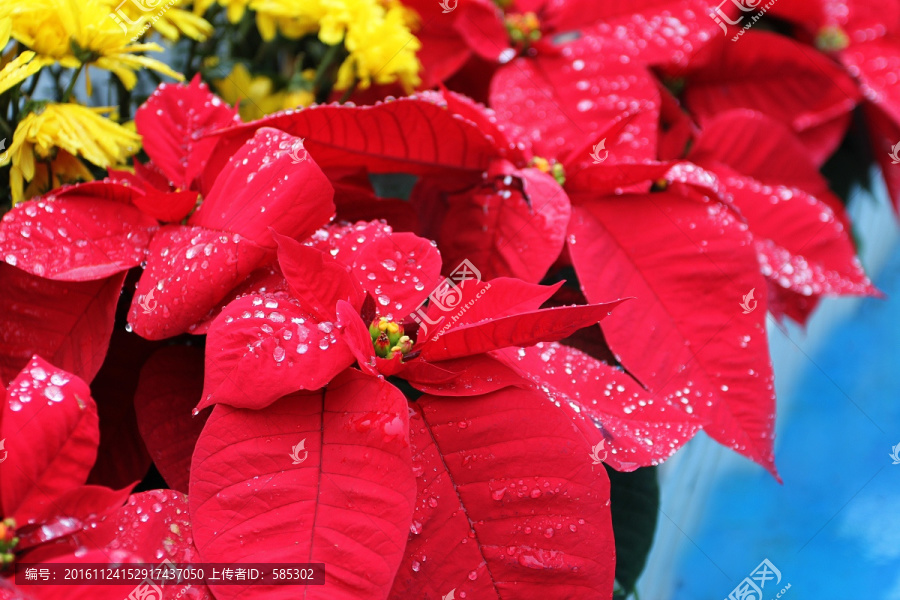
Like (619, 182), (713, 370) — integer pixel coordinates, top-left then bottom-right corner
(669, 208), (900, 599)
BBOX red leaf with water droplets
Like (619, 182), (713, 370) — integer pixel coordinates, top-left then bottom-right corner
(567, 0), (722, 67)
(24, 484), (131, 528)
(86, 490), (205, 566)
(191, 128), (335, 250)
(718, 167), (877, 299)
(128, 225), (270, 340)
(683, 32), (859, 165)
(200, 292), (353, 410)
(568, 192), (779, 478)
(308, 221), (443, 319)
(494, 343), (701, 471)
(1, 356), (99, 524)
(0, 265), (125, 386)
(490, 43), (660, 164)
(388, 387), (615, 599)
(8, 550), (144, 600)
(135, 76), (240, 192)
(134, 345), (208, 493)
(688, 110), (833, 197)
(0, 196), (157, 281)
(190, 370), (415, 600)
(435, 162), (571, 283)
(275, 232), (363, 321)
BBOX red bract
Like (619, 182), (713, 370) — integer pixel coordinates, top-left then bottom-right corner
(200, 220), (624, 411)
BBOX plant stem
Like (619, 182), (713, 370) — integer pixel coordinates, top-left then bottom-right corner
(62, 66), (84, 103)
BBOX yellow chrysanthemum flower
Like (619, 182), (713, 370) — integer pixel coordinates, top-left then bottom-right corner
(214, 63), (313, 121)
(21, 149), (95, 202)
(112, 0), (214, 43)
(0, 0), (183, 91)
(0, 103), (141, 204)
(0, 17), (42, 95)
(249, 0), (421, 91)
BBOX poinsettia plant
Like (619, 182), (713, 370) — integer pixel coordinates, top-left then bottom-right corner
(0, 0), (896, 598)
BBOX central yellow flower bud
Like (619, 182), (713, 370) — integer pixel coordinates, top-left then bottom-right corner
(370, 318), (413, 359)
(506, 12), (541, 46)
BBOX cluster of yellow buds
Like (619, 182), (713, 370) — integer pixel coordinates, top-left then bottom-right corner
(530, 156), (566, 186)
(0, 518), (18, 567)
(505, 12), (541, 46)
(369, 317), (413, 359)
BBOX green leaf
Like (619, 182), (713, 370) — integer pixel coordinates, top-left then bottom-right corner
(606, 465), (659, 599)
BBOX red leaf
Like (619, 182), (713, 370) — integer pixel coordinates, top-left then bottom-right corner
(420, 301), (625, 362)
(275, 232), (362, 321)
(489, 41), (660, 164)
(0, 196), (157, 281)
(128, 225), (270, 340)
(436, 163), (571, 283)
(719, 168), (878, 299)
(23, 484), (131, 528)
(388, 388), (615, 599)
(134, 345), (208, 493)
(568, 193), (779, 477)
(131, 189), (200, 224)
(688, 110), (832, 197)
(211, 95), (500, 178)
(190, 370), (415, 600)
(135, 76), (241, 192)
(494, 343), (701, 471)
(200, 293), (353, 410)
(1, 357), (99, 524)
(86, 490), (205, 566)
(190, 128), (335, 250)
(309, 221), (443, 320)
(571, 0), (723, 67)
(683, 32), (859, 165)
(0, 266), (124, 386)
